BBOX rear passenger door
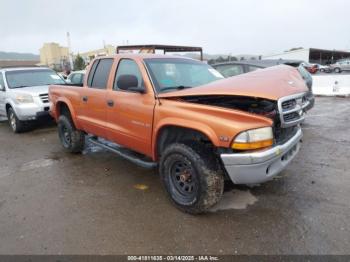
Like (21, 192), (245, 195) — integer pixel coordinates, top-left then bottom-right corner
(78, 58), (113, 138)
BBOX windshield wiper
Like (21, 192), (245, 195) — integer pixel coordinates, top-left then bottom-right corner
(12, 85), (29, 89)
(160, 85), (192, 92)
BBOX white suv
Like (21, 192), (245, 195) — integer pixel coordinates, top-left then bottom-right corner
(0, 67), (65, 132)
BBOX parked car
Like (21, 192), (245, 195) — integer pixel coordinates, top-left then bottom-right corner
(66, 70), (85, 86)
(301, 62), (318, 74)
(314, 63), (331, 73)
(329, 59), (350, 73)
(0, 66), (66, 132)
(49, 54), (309, 214)
(212, 59), (314, 111)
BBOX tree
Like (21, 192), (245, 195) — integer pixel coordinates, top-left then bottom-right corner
(74, 54), (85, 70)
(216, 56), (225, 63)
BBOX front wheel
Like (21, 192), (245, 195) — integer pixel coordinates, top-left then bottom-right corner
(334, 68), (341, 73)
(7, 107), (26, 133)
(57, 115), (85, 153)
(159, 143), (224, 214)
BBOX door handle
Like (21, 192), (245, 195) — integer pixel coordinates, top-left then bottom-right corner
(82, 96), (88, 102)
(107, 100), (114, 107)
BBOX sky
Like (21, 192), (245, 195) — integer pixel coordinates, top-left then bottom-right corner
(0, 0), (349, 56)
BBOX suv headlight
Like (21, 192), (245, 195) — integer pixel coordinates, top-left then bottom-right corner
(16, 94), (34, 103)
(231, 127), (273, 150)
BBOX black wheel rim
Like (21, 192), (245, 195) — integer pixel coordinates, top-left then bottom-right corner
(59, 123), (71, 148)
(168, 158), (198, 205)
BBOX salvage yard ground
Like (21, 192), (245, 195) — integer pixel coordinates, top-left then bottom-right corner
(0, 97), (349, 254)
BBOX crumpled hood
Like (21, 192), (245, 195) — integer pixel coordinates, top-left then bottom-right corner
(158, 65), (308, 101)
(12, 85), (49, 97)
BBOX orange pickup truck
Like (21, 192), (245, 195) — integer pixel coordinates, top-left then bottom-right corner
(49, 54), (309, 213)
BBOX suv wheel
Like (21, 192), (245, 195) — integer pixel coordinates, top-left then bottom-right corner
(334, 67), (341, 73)
(57, 115), (85, 153)
(159, 143), (224, 214)
(7, 107), (25, 133)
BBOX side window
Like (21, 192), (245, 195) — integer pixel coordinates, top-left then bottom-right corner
(71, 73), (83, 85)
(247, 65), (261, 72)
(114, 59), (143, 90)
(0, 73), (5, 87)
(88, 59), (113, 89)
(87, 60), (99, 87)
(91, 59), (113, 89)
(215, 64), (244, 77)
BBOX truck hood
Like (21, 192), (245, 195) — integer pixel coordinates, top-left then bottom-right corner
(11, 85), (49, 97)
(158, 65), (308, 101)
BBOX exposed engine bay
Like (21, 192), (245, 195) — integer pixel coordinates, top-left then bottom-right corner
(179, 95), (277, 119)
(178, 95), (298, 145)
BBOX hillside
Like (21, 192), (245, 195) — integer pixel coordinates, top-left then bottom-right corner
(0, 51), (39, 60)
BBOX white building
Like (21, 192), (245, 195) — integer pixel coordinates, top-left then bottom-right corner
(263, 48), (350, 65)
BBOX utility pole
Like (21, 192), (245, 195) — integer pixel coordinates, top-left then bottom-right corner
(66, 32), (74, 70)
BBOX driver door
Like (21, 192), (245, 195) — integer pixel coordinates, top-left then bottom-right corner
(0, 73), (6, 117)
(106, 58), (156, 156)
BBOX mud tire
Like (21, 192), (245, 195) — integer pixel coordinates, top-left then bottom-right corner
(159, 143), (224, 214)
(57, 115), (85, 153)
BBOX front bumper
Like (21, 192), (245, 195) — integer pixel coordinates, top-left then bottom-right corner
(304, 92), (315, 112)
(14, 103), (50, 121)
(221, 128), (302, 184)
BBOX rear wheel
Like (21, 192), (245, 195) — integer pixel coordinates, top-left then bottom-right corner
(159, 143), (224, 214)
(7, 107), (26, 133)
(334, 67), (341, 73)
(57, 115), (85, 153)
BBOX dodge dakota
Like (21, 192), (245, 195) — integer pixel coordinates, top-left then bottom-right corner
(49, 54), (309, 213)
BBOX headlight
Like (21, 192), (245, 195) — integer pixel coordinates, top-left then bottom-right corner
(16, 94), (34, 103)
(232, 127), (273, 150)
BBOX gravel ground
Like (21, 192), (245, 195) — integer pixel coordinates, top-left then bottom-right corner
(0, 97), (349, 255)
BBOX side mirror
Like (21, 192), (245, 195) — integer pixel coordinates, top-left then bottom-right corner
(65, 78), (71, 84)
(117, 74), (144, 93)
(0, 84), (5, 91)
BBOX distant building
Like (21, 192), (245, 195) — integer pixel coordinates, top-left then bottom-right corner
(39, 42), (69, 71)
(80, 45), (116, 63)
(263, 48), (350, 65)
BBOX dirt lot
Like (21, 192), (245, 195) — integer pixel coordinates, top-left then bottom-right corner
(0, 97), (349, 255)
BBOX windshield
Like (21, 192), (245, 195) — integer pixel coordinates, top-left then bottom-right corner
(5, 69), (65, 89)
(144, 58), (223, 93)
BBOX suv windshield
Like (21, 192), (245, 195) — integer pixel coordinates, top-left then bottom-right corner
(144, 58), (223, 93)
(5, 69), (65, 89)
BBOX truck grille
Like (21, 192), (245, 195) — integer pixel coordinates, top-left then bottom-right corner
(274, 125), (298, 145)
(39, 93), (49, 103)
(277, 93), (309, 128)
